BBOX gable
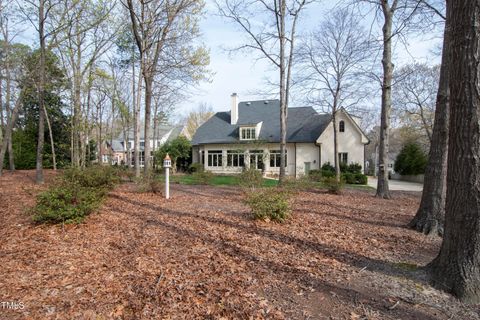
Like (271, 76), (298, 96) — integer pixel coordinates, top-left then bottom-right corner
(316, 109), (369, 144)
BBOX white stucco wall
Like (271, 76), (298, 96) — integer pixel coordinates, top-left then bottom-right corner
(194, 143), (303, 176)
(295, 143), (320, 176)
(317, 112), (368, 172)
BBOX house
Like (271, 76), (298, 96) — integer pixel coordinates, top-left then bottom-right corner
(191, 93), (369, 177)
(110, 124), (186, 166)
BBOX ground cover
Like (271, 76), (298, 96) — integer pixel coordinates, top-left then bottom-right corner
(0, 170), (478, 319)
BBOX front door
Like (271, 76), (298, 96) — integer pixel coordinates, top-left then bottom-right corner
(249, 150), (264, 170)
(304, 162), (311, 175)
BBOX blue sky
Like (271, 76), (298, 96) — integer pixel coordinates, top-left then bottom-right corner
(180, 0), (443, 116)
(13, 0), (442, 120)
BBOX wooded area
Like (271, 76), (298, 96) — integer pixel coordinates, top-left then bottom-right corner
(1, 0), (480, 317)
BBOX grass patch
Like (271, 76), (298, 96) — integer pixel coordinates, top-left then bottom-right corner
(172, 174), (278, 187)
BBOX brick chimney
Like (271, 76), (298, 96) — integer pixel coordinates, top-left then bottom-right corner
(231, 93), (239, 125)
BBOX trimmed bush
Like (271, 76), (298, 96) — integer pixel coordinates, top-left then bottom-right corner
(355, 173), (368, 185)
(321, 162), (335, 172)
(245, 188), (290, 222)
(32, 166), (119, 224)
(239, 167), (263, 189)
(347, 163), (362, 174)
(342, 172), (356, 184)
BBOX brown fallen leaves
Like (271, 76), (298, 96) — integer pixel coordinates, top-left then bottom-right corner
(1, 170), (479, 320)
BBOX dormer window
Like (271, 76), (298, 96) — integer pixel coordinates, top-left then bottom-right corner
(240, 127), (256, 140)
(339, 120), (345, 132)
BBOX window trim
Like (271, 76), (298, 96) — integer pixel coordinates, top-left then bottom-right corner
(227, 150), (245, 167)
(269, 150), (287, 168)
(208, 150), (223, 167)
(240, 127), (256, 140)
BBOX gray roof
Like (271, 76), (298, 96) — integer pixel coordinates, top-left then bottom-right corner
(192, 99), (332, 146)
(112, 125), (185, 152)
(117, 125), (177, 141)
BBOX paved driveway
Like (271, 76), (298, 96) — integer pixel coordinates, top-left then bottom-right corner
(368, 177), (423, 192)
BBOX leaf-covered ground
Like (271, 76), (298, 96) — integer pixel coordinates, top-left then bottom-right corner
(1, 170), (479, 319)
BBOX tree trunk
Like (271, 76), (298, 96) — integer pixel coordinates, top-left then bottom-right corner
(134, 64), (142, 177)
(0, 74), (3, 145)
(152, 110), (158, 169)
(5, 39), (14, 172)
(376, 5), (393, 199)
(7, 134), (14, 171)
(278, 0), (287, 183)
(408, 13), (450, 236)
(43, 105), (56, 170)
(333, 111), (340, 182)
(0, 99), (21, 176)
(36, 0), (46, 184)
(428, 0), (480, 304)
(143, 76), (152, 174)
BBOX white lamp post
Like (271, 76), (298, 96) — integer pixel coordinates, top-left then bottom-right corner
(163, 153), (172, 199)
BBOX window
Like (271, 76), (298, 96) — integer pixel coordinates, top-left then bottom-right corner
(338, 152), (348, 164)
(269, 150), (287, 167)
(249, 150), (264, 170)
(339, 120), (345, 132)
(208, 150), (223, 167)
(240, 127), (256, 140)
(227, 150), (245, 167)
(140, 141), (145, 147)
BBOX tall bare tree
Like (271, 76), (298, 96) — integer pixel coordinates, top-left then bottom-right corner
(393, 63), (439, 146)
(125, 0), (207, 175)
(408, 1), (448, 236)
(183, 102), (214, 139)
(299, 7), (373, 181)
(217, 0), (310, 183)
(428, 0), (480, 303)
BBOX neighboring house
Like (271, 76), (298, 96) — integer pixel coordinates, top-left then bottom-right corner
(365, 127), (405, 177)
(191, 93), (369, 177)
(109, 124), (186, 166)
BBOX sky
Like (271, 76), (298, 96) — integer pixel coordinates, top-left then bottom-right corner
(176, 0), (443, 117)
(12, 0), (443, 122)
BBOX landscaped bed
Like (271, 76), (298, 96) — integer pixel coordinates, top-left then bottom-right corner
(1, 170), (478, 319)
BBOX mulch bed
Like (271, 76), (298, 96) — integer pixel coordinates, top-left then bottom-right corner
(1, 170), (479, 319)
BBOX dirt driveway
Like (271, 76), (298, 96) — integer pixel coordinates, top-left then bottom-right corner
(0, 171), (478, 319)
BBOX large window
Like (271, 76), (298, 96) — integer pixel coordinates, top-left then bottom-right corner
(269, 150), (287, 167)
(227, 150), (245, 167)
(338, 152), (348, 164)
(208, 150), (223, 167)
(339, 120), (345, 132)
(249, 150), (264, 170)
(240, 127), (256, 140)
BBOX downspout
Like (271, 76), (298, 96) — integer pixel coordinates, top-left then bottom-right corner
(316, 143), (321, 168)
(294, 143), (297, 178)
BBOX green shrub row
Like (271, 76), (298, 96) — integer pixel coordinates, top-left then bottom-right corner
(308, 162), (367, 185)
(31, 166), (120, 224)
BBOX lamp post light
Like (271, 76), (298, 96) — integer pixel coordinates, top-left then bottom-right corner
(163, 153), (172, 199)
